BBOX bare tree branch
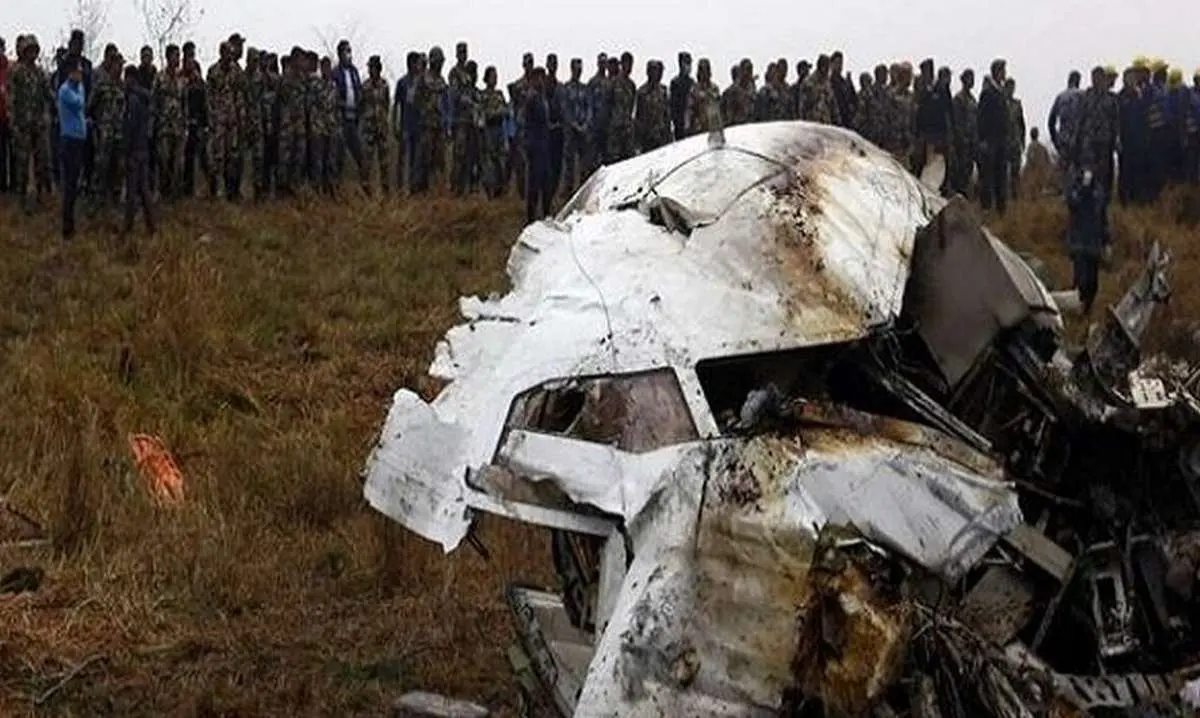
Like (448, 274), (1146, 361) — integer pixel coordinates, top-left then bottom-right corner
(133, 0), (203, 59)
(310, 20), (364, 61)
(60, 0), (111, 59)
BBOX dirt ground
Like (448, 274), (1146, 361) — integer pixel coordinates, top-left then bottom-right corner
(2, 181), (1200, 716)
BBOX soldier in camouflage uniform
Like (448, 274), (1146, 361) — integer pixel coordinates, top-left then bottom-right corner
(451, 60), (481, 196)
(412, 46), (449, 193)
(854, 64), (890, 146)
(634, 60), (671, 153)
(560, 58), (591, 196)
(277, 48), (309, 194)
(207, 42), (248, 200)
(306, 53), (336, 194)
(584, 53), (608, 176)
(243, 48), (267, 199)
(153, 44), (187, 200)
(8, 35), (54, 213)
(1003, 78), (1026, 199)
(90, 44), (126, 208)
(950, 69), (978, 197)
(261, 53), (281, 197)
(685, 58), (721, 136)
(480, 66), (510, 198)
(360, 55), (392, 195)
(755, 61), (790, 122)
(605, 52), (637, 162)
(887, 63), (916, 166)
(801, 55), (841, 125)
(1075, 66), (1120, 211)
(722, 59), (755, 127)
(506, 53), (534, 197)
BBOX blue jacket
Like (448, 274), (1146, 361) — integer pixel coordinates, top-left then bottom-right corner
(57, 81), (87, 140)
(394, 74), (419, 137)
(1066, 176), (1109, 258)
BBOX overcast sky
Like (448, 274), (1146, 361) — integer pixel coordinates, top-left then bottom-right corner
(6, 0), (1198, 139)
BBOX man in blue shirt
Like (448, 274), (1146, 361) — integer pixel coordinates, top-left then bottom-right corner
(57, 57), (87, 239)
(393, 52), (421, 191)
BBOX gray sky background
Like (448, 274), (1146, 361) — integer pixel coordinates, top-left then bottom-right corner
(7, 0), (1199, 141)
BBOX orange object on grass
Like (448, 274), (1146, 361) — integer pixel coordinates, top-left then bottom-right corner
(127, 434), (185, 506)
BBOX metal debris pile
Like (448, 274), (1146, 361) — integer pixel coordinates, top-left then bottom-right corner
(360, 122), (1200, 717)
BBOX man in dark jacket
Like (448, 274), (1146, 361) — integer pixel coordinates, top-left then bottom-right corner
(668, 52), (693, 141)
(122, 64), (155, 236)
(523, 66), (552, 223)
(914, 61), (954, 192)
(977, 58), (1010, 213)
(332, 39), (366, 187)
(1065, 166), (1109, 315)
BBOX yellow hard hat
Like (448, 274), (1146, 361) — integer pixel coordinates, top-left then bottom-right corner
(1169, 68), (1184, 86)
(1104, 64), (1117, 76)
(1132, 57), (1149, 71)
(1194, 67), (1200, 78)
(1150, 58), (1169, 72)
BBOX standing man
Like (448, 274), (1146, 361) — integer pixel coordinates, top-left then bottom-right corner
(393, 52), (421, 191)
(1004, 78), (1027, 199)
(669, 52), (693, 141)
(977, 59), (1010, 213)
(450, 60), (481, 196)
(545, 54), (565, 198)
(412, 47), (449, 193)
(207, 41), (247, 200)
(523, 66), (552, 223)
(479, 66), (509, 198)
(153, 44), (186, 200)
(1076, 65), (1119, 212)
(585, 53), (609, 176)
(914, 60), (953, 187)
(242, 48), (267, 199)
(830, 51), (857, 129)
(635, 60), (671, 153)
(277, 47), (308, 195)
(950, 69), (978, 197)
(606, 53), (637, 162)
(58, 57), (88, 237)
(560, 57), (591, 196)
(360, 55), (391, 195)
(507, 53), (534, 197)
(333, 39), (366, 191)
(9, 35), (55, 214)
(1048, 70), (1083, 185)
(685, 58), (721, 136)
(58, 31), (94, 191)
(1065, 167), (1109, 316)
(122, 64), (155, 236)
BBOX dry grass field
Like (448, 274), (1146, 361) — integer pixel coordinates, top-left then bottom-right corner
(1, 179), (1200, 717)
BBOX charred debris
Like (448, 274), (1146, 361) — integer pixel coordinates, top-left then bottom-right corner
(515, 200), (1200, 717)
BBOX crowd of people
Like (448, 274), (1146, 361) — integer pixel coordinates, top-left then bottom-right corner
(1, 28), (1199, 238)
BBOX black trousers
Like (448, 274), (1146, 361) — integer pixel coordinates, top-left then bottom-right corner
(978, 143), (1008, 214)
(183, 126), (214, 197)
(124, 152), (155, 232)
(548, 128), (564, 198)
(525, 141), (553, 224)
(1072, 254), (1099, 314)
(60, 136), (85, 236)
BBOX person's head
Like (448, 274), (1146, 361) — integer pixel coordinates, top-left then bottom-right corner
(647, 59), (663, 83)
(620, 51), (633, 75)
(990, 58), (1007, 83)
(738, 58), (753, 85)
(919, 57), (934, 80)
(776, 57), (788, 83)
(961, 68), (975, 90)
(816, 54), (830, 77)
(796, 60), (811, 82)
(266, 53), (278, 74)
(465, 60), (477, 83)
(183, 41), (195, 61)
(1091, 65), (1106, 89)
(68, 29), (84, 56)
(368, 54), (381, 78)
(530, 65), (546, 91)
(546, 53), (558, 77)
(20, 35), (40, 62)
(596, 52), (606, 73)
(831, 50), (844, 74)
(874, 63), (888, 86)
(166, 44), (180, 69)
(570, 57), (582, 80)
(428, 45), (444, 72)
(320, 55), (332, 78)
(697, 58), (711, 83)
(1030, 127), (1040, 142)
(1068, 70), (1081, 88)
(1004, 77), (1016, 95)
(484, 65), (496, 88)
(936, 66), (951, 87)
(859, 71), (871, 91)
(246, 47), (260, 71)
(608, 56), (621, 77)
(337, 39), (352, 66)
(123, 63), (138, 86)
(228, 33), (244, 61)
(522, 52), (534, 74)
(455, 41), (468, 64)
(219, 41), (231, 63)
(678, 51), (691, 75)
(405, 51), (419, 74)
(140, 45), (153, 66)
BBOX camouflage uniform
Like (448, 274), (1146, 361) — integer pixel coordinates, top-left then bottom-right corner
(244, 66), (266, 195)
(508, 76), (530, 195)
(721, 84), (755, 126)
(855, 84), (890, 147)
(306, 72), (336, 192)
(950, 87), (978, 194)
(1005, 95), (1026, 196)
(585, 71), (609, 175)
(606, 74), (636, 163)
(480, 87), (509, 197)
(207, 61), (247, 196)
(451, 78), (481, 195)
(152, 67), (187, 199)
(7, 57), (53, 203)
(560, 77), (591, 195)
(1076, 85), (1119, 199)
(360, 74), (392, 193)
(755, 80), (790, 122)
(800, 75), (841, 125)
(634, 80), (671, 153)
(260, 70), (281, 195)
(413, 69), (448, 192)
(888, 85), (916, 164)
(686, 81), (722, 135)
(278, 70), (308, 191)
(90, 64), (126, 205)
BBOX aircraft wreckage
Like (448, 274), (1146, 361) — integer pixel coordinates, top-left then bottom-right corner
(363, 121), (1200, 717)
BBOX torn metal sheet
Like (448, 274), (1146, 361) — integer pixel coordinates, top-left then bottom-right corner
(364, 122), (947, 552)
